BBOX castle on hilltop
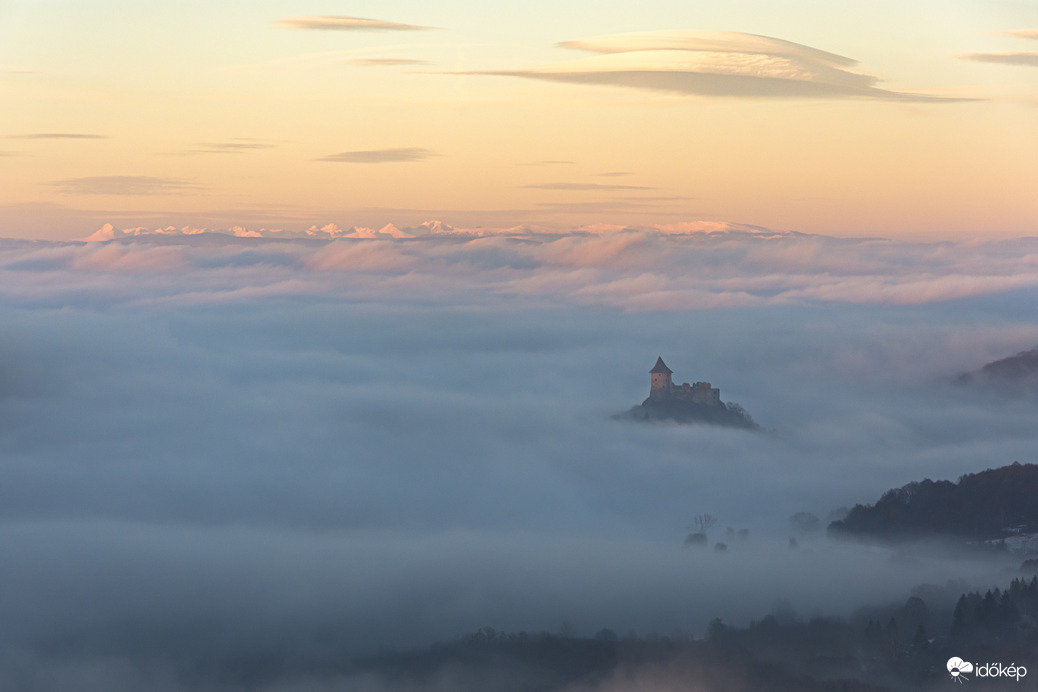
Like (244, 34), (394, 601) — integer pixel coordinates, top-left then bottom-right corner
(622, 356), (756, 428)
(649, 356), (721, 406)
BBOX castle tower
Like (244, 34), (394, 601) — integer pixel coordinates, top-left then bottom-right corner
(649, 356), (673, 399)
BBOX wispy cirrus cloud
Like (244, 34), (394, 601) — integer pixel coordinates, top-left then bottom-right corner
(516, 160), (575, 167)
(168, 139), (279, 156)
(51, 176), (203, 196)
(959, 28), (1038, 67)
(195, 139), (277, 151)
(998, 29), (1038, 40)
(276, 15), (433, 32)
(347, 58), (431, 67)
(959, 52), (1038, 67)
(531, 199), (689, 215)
(10, 133), (108, 140)
(524, 182), (653, 191)
(472, 30), (964, 102)
(317, 147), (436, 163)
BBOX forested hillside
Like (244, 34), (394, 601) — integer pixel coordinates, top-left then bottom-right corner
(828, 463), (1038, 540)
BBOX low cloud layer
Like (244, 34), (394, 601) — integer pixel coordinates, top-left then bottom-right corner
(50, 223), (1038, 310)
(476, 30), (958, 101)
(1, 227), (1036, 689)
(276, 15), (432, 32)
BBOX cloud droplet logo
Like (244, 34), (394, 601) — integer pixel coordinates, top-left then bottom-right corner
(948, 657), (973, 683)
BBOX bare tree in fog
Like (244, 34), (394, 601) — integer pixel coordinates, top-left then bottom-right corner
(685, 514), (717, 546)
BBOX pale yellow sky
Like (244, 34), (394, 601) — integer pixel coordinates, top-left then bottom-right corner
(1, 0), (1036, 240)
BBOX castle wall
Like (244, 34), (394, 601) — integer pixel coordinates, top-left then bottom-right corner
(649, 379), (721, 405)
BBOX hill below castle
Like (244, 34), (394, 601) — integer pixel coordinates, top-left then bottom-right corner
(625, 398), (759, 428)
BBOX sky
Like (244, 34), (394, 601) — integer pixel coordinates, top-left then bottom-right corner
(1, 0), (1037, 240)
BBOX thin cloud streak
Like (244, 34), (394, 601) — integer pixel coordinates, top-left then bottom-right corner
(532, 200), (687, 214)
(276, 15), (433, 32)
(999, 29), (1038, 40)
(167, 139), (279, 156)
(317, 147), (436, 163)
(10, 133), (108, 140)
(51, 176), (203, 196)
(197, 140), (277, 150)
(517, 160), (576, 166)
(223, 43), (487, 73)
(347, 58), (432, 66)
(524, 182), (653, 191)
(959, 52), (1038, 66)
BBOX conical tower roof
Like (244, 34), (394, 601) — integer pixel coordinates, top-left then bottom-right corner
(650, 356), (673, 374)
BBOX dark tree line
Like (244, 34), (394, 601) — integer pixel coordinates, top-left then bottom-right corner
(951, 576), (1038, 646)
(159, 576), (1035, 691)
(828, 462), (1038, 540)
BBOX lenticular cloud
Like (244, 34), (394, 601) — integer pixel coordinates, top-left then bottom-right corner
(478, 30), (954, 101)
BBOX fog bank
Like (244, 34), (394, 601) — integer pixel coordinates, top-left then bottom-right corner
(1, 230), (1036, 686)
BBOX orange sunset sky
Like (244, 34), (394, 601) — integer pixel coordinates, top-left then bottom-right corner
(1, 0), (1037, 240)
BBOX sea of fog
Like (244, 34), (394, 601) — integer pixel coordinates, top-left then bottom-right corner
(1, 229), (1037, 687)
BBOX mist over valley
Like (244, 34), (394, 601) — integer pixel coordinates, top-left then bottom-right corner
(1, 229), (1037, 689)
